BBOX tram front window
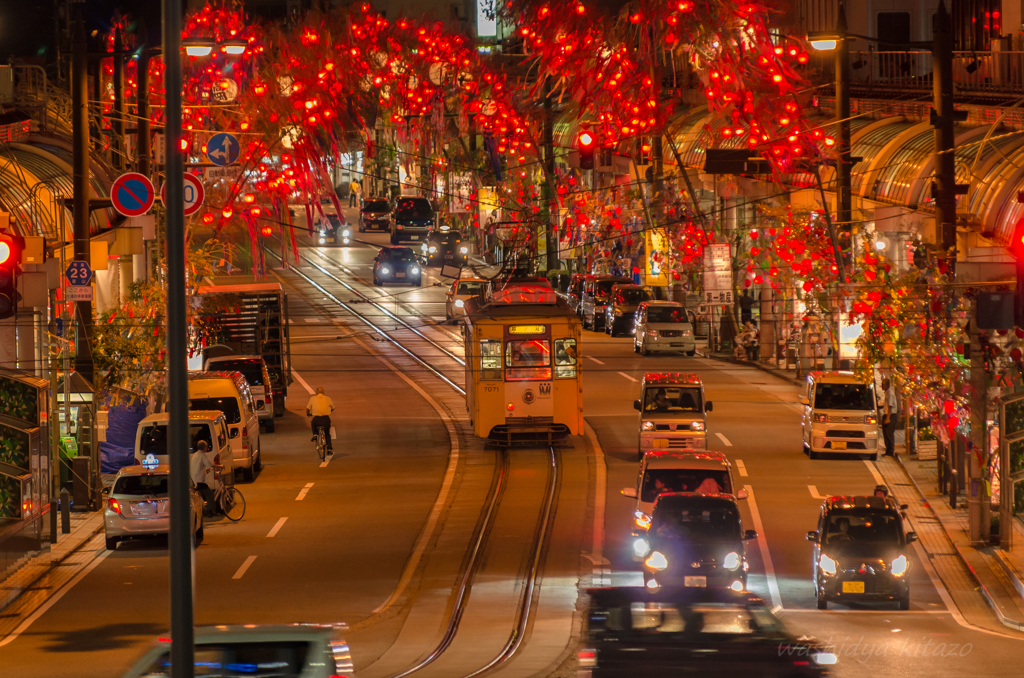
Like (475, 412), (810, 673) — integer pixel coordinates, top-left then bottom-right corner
(554, 338), (577, 378)
(480, 339), (503, 380)
(506, 339), (552, 380)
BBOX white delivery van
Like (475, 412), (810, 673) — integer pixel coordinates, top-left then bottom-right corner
(186, 371), (262, 481)
(134, 411), (234, 477)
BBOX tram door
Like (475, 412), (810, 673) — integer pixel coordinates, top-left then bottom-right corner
(503, 325), (553, 421)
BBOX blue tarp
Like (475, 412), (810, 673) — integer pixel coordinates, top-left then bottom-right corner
(99, 401), (148, 473)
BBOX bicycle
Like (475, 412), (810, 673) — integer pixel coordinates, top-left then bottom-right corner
(213, 470), (246, 521)
(315, 426), (328, 462)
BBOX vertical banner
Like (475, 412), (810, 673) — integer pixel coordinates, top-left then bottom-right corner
(479, 186), (501, 228)
(449, 172), (474, 213)
(645, 227), (670, 286)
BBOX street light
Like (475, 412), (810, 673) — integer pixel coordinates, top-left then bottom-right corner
(221, 38), (248, 56)
(807, 33), (839, 52)
(182, 37), (215, 57)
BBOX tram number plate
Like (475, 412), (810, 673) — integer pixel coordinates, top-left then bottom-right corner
(684, 576), (706, 587)
(831, 441), (847, 450)
(397, 272), (406, 278)
(842, 581), (864, 593)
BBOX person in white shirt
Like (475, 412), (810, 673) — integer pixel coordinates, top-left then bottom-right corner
(881, 378), (898, 457)
(190, 441), (215, 514)
(306, 387), (336, 453)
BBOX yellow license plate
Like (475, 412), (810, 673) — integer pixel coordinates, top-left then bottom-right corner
(652, 438), (669, 448)
(831, 441), (847, 450)
(842, 581), (865, 593)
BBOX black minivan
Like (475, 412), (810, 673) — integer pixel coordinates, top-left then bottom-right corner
(390, 196), (435, 245)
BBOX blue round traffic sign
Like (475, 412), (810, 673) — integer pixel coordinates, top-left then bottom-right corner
(111, 172), (155, 217)
(206, 133), (240, 167)
(65, 260), (93, 287)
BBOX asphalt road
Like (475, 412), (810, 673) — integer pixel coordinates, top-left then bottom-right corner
(4, 220), (1024, 677)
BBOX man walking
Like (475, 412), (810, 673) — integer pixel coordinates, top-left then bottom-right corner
(881, 377), (898, 457)
(349, 178), (362, 207)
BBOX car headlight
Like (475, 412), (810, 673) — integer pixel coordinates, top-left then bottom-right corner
(645, 551), (668, 571)
(421, 244), (428, 251)
(642, 421), (656, 431)
(381, 267), (390, 275)
(813, 413), (828, 423)
(410, 267), (420, 275)
(460, 246), (468, 254)
(723, 551), (741, 570)
(812, 652), (838, 666)
(429, 246), (437, 253)
(454, 299), (465, 308)
(342, 229), (351, 237)
(890, 554), (909, 577)
(819, 553), (838, 575)
(318, 238), (326, 244)
(682, 329), (693, 336)
(634, 510), (651, 530)
(690, 421), (705, 431)
(632, 537), (651, 558)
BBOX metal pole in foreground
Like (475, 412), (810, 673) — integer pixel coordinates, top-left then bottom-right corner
(163, 0), (194, 675)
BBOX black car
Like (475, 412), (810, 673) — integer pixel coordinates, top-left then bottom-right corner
(359, 197), (391, 233)
(373, 247), (422, 286)
(317, 214), (350, 245)
(636, 493), (756, 590)
(807, 495), (916, 610)
(603, 284), (650, 337)
(390, 196), (435, 245)
(580, 587), (835, 678)
(421, 228), (468, 266)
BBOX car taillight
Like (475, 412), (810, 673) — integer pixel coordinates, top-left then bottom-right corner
(107, 498), (122, 515)
(578, 648), (598, 668)
(133, 457), (141, 465)
(865, 415), (877, 425)
(242, 427), (249, 449)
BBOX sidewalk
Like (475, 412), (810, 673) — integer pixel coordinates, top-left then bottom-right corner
(700, 345), (1024, 633)
(0, 509), (104, 615)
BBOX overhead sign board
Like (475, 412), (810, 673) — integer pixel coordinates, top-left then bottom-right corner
(65, 261), (93, 287)
(110, 172), (155, 217)
(161, 173), (205, 216)
(205, 132), (239, 166)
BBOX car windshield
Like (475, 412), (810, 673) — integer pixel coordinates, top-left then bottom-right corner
(641, 469), (731, 502)
(651, 503), (741, 541)
(189, 397), (241, 424)
(140, 423), (213, 455)
(210, 360), (264, 386)
(600, 602), (785, 638)
(433, 231), (461, 244)
(595, 279), (628, 297)
(384, 249), (417, 262)
(395, 199), (433, 219)
(824, 509), (902, 544)
(647, 307), (689, 323)
(643, 387), (702, 412)
(616, 289), (648, 304)
(114, 474), (169, 497)
(140, 641), (311, 677)
(814, 383), (874, 410)
(457, 281), (485, 295)
(363, 199), (389, 212)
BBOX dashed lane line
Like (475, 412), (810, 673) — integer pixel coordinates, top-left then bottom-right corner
(292, 369), (315, 395)
(808, 485), (828, 499)
(267, 518), (288, 538)
(618, 372), (638, 383)
(232, 556), (257, 580)
(296, 483), (314, 500)
(586, 356), (605, 365)
(735, 460), (748, 477)
(716, 432), (733, 447)
(745, 485), (782, 610)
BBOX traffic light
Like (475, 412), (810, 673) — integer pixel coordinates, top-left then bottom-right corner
(578, 131), (595, 170)
(0, 233), (23, 320)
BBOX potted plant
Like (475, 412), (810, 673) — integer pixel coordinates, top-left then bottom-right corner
(916, 425), (938, 460)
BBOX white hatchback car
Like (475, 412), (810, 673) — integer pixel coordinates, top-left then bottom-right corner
(122, 624), (355, 678)
(445, 277), (488, 323)
(104, 464), (204, 551)
(634, 301), (696, 356)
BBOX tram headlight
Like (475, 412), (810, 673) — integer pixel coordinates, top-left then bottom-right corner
(429, 246), (437, 253)
(642, 421), (656, 431)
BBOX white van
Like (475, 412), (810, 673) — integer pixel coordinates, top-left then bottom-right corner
(204, 355), (275, 433)
(134, 411), (234, 477)
(800, 371), (880, 460)
(186, 371), (262, 481)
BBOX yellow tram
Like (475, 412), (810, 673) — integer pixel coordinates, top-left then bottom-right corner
(463, 283), (583, 444)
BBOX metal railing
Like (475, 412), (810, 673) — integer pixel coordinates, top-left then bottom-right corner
(831, 50), (1024, 96)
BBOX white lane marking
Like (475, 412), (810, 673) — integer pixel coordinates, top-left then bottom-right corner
(744, 485), (782, 610)
(864, 459), (885, 486)
(618, 372), (638, 383)
(267, 517), (288, 538)
(0, 540), (111, 648)
(296, 482), (314, 500)
(586, 356), (605, 365)
(585, 421), (609, 586)
(716, 432), (733, 447)
(232, 556), (257, 580)
(808, 485), (828, 499)
(319, 453), (333, 468)
(735, 460), (748, 477)
(292, 369), (315, 395)
(331, 426), (337, 439)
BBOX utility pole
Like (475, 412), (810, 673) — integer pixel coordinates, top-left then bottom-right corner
(71, 15), (94, 383)
(112, 27), (126, 172)
(932, 0), (959, 271)
(163, 0), (196, 674)
(138, 52), (151, 177)
(969, 319), (987, 545)
(542, 79), (556, 274)
(835, 3), (852, 239)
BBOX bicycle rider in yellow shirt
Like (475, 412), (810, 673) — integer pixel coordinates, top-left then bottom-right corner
(306, 387), (336, 454)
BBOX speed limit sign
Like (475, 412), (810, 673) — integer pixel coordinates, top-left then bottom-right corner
(161, 173), (206, 216)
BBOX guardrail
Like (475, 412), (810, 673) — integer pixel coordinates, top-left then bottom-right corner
(834, 50), (1024, 96)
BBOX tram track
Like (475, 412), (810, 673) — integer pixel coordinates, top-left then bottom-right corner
(273, 244), (565, 677)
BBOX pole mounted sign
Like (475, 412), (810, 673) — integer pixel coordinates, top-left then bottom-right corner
(161, 173), (205, 216)
(65, 260), (93, 286)
(110, 172), (156, 217)
(206, 132), (240, 166)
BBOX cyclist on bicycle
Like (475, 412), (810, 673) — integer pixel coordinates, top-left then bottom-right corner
(306, 386), (336, 454)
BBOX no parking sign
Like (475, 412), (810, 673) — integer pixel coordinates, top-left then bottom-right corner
(111, 173), (155, 217)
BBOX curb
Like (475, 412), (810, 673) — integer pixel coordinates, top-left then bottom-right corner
(696, 349), (803, 386)
(892, 453), (1024, 632)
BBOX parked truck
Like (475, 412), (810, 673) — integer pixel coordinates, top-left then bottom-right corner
(195, 283), (292, 417)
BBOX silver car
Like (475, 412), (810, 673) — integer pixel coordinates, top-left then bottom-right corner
(104, 465), (204, 551)
(634, 301), (697, 355)
(122, 624), (355, 678)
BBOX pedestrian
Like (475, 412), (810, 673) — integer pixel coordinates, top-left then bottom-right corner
(881, 377), (898, 457)
(349, 178), (362, 207)
(739, 290), (754, 324)
(190, 441), (215, 515)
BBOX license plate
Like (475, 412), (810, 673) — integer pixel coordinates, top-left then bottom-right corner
(652, 438), (669, 448)
(411, 235), (420, 240)
(133, 502), (155, 515)
(842, 581), (865, 593)
(684, 576), (707, 587)
(397, 272), (406, 278)
(832, 441), (847, 450)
